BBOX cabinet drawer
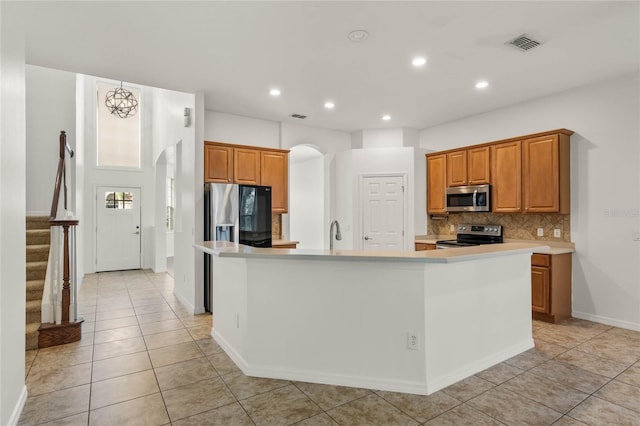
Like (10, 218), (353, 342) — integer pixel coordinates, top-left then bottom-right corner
(531, 254), (550, 267)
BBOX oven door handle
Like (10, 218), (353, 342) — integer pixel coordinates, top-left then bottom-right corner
(472, 189), (478, 208)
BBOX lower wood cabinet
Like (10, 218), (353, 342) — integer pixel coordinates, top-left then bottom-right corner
(415, 243), (436, 251)
(531, 253), (572, 323)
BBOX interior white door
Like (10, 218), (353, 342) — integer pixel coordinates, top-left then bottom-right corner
(96, 187), (141, 271)
(362, 175), (405, 251)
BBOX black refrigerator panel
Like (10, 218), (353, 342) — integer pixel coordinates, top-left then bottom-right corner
(239, 185), (272, 248)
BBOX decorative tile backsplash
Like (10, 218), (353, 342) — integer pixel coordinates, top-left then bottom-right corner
(272, 214), (282, 239)
(428, 213), (571, 242)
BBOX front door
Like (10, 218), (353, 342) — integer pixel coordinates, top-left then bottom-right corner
(96, 187), (141, 271)
(361, 175), (405, 251)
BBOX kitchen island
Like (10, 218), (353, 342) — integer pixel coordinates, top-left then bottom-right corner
(194, 241), (543, 395)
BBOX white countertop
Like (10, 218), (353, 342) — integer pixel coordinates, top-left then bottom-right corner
(195, 241), (547, 264)
(414, 236), (575, 255)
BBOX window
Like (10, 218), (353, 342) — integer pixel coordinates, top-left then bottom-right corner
(96, 82), (141, 168)
(104, 191), (134, 209)
(166, 177), (175, 231)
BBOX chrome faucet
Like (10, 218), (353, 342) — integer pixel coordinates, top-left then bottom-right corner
(329, 220), (342, 251)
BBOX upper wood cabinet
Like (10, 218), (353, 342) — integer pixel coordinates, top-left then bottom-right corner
(523, 134), (570, 214)
(446, 150), (467, 187)
(467, 146), (490, 185)
(204, 141), (289, 213)
(427, 154), (447, 214)
(491, 141), (522, 213)
(204, 144), (233, 183)
(260, 151), (288, 213)
(446, 147), (490, 187)
(425, 129), (572, 215)
(234, 148), (261, 185)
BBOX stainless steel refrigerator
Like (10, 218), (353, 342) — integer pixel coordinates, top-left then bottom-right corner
(203, 183), (272, 312)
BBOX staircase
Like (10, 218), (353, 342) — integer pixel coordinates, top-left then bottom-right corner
(26, 216), (50, 350)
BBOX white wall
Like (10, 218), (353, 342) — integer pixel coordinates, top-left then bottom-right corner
(183, 92), (205, 313)
(419, 72), (640, 331)
(78, 75), (155, 273)
(26, 65), (76, 215)
(362, 128), (404, 148)
(289, 150), (324, 249)
(351, 148), (416, 251)
(204, 110), (279, 148)
(1, 5), (28, 423)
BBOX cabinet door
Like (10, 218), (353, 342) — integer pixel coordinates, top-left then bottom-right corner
(427, 154), (447, 213)
(204, 144), (233, 183)
(491, 141), (522, 212)
(446, 150), (467, 187)
(261, 151), (288, 213)
(523, 135), (559, 213)
(531, 266), (550, 314)
(234, 148), (261, 185)
(467, 146), (490, 184)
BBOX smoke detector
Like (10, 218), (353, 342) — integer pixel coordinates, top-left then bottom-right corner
(506, 34), (542, 51)
(289, 113), (307, 119)
(348, 29), (369, 42)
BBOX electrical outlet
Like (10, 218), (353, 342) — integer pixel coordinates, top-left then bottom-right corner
(554, 229), (561, 238)
(537, 228), (544, 237)
(407, 331), (420, 350)
(450, 224), (455, 232)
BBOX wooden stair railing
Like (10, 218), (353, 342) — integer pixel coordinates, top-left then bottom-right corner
(38, 130), (83, 348)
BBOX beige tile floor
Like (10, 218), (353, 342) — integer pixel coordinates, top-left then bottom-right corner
(20, 269), (640, 425)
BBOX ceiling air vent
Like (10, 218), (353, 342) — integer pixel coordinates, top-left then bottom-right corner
(507, 34), (541, 51)
(289, 113), (307, 119)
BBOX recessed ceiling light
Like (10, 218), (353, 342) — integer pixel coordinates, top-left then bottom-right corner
(412, 57), (427, 67)
(475, 81), (489, 89)
(348, 29), (369, 42)
(324, 101), (335, 109)
(382, 115), (391, 121)
(269, 88), (281, 96)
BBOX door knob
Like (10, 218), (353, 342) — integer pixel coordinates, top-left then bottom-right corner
(133, 231), (140, 235)
(364, 236), (371, 240)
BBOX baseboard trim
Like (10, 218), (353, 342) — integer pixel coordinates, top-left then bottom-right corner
(425, 339), (534, 394)
(572, 311), (640, 332)
(7, 385), (28, 426)
(212, 328), (429, 395)
(172, 290), (204, 315)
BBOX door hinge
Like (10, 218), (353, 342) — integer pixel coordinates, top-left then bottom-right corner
(402, 230), (405, 236)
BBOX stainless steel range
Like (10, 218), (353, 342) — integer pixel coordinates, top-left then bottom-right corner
(436, 224), (503, 249)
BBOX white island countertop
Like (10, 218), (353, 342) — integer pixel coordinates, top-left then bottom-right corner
(195, 240), (548, 264)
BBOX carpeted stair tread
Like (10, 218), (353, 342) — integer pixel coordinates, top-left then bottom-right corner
(27, 244), (50, 260)
(26, 229), (50, 245)
(26, 261), (47, 281)
(26, 216), (50, 230)
(26, 280), (45, 291)
(25, 216), (52, 351)
(26, 299), (42, 313)
(25, 323), (40, 350)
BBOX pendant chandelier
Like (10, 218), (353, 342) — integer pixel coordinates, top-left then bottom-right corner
(105, 82), (138, 118)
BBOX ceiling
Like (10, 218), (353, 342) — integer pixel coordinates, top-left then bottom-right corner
(7, 1), (640, 133)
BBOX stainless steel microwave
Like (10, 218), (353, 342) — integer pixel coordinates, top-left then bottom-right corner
(446, 184), (491, 212)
